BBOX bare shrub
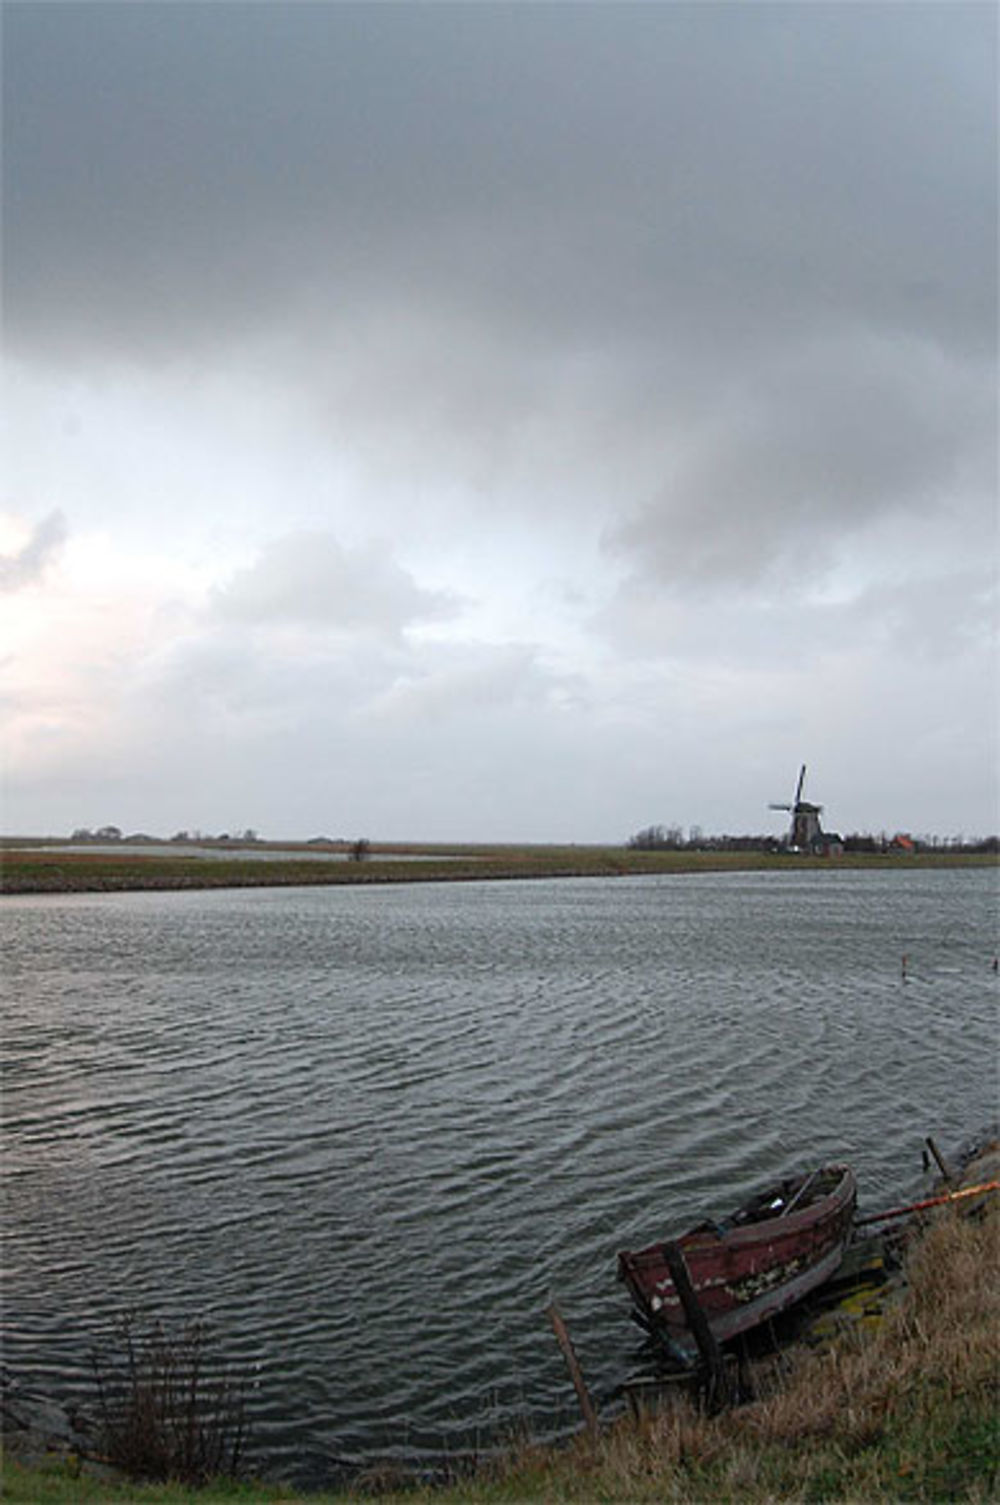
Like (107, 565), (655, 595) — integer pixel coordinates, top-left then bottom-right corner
(90, 1313), (247, 1485)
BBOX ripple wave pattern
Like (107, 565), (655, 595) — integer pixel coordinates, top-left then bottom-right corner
(2, 868), (996, 1485)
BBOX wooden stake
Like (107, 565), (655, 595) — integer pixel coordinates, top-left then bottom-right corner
(546, 1303), (598, 1438)
(662, 1241), (731, 1411)
(925, 1135), (953, 1183)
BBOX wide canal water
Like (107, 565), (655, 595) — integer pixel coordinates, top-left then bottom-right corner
(2, 867), (996, 1484)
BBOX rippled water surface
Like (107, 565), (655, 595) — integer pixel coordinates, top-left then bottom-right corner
(2, 868), (996, 1482)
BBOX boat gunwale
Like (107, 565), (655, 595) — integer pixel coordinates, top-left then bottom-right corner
(620, 1164), (856, 1270)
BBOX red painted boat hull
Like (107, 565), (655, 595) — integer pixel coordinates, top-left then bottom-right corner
(618, 1164), (857, 1347)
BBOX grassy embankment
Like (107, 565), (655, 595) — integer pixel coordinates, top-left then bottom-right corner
(4, 1197), (998, 1503)
(0, 843), (994, 894)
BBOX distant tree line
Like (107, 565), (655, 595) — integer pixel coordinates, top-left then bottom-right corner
(627, 826), (998, 855)
(841, 833), (999, 855)
(627, 825), (780, 852)
(70, 827), (262, 845)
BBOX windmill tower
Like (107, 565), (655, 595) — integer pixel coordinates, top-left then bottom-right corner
(769, 764), (825, 851)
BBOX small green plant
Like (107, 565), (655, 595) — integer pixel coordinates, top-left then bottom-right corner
(89, 1313), (248, 1485)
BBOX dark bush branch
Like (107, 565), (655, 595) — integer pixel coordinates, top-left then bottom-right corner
(89, 1313), (248, 1485)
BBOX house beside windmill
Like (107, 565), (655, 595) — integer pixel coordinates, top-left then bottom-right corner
(769, 766), (843, 855)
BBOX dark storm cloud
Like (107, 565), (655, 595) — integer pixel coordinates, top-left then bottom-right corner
(4, 2), (994, 361)
(3, 2), (996, 609)
(608, 332), (997, 592)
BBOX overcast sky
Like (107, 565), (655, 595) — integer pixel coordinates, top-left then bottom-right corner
(2, 2), (997, 843)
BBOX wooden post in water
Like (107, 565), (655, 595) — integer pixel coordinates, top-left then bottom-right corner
(925, 1135), (953, 1184)
(662, 1241), (731, 1411)
(546, 1303), (599, 1439)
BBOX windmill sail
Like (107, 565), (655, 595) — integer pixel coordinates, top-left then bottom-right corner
(769, 765), (826, 850)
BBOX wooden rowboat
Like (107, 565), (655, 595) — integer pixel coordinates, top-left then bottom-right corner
(618, 1164), (857, 1354)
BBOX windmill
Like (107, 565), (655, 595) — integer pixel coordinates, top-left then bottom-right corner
(769, 764), (825, 851)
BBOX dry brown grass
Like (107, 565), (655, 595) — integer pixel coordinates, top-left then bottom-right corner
(415, 1200), (1000, 1502)
(2, 845), (993, 894)
(719, 1205), (998, 1497)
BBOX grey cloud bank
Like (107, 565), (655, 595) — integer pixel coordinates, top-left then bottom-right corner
(212, 532), (460, 635)
(0, 509), (67, 591)
(1, 2), (996, 841)
(6, 6), (994, 351)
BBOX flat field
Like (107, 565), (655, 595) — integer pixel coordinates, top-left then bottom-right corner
(0, 840), (993, 894)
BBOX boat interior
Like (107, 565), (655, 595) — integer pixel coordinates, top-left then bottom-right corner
(728, 1167), (844, 1227)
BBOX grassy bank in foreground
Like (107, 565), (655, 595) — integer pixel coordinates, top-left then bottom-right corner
(4, 1198), (998, 1502)
(1, 844), (994, 894)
